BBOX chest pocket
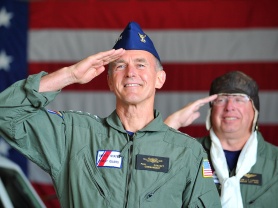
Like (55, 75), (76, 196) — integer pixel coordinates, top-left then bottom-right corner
(245, 174), (278, 207)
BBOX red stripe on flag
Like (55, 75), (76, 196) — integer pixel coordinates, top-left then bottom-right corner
(32, 182), (60, 208)
(29, 1), (278, 29)
(29, 63), (278, 91)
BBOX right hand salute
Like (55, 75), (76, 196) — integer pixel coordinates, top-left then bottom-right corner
(164, 94), (217, 129)
(70, 49), (125, 84)
(39, 49), (125, 92)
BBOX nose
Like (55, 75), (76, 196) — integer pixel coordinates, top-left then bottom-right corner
(224, 98), (235, 110)
(126, 65), (136, 77)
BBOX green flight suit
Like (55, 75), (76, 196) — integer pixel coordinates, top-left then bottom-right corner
(0, 72), (221, 208)
(198, 133), (278, 207)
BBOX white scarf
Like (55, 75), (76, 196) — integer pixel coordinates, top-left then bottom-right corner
(210, 129), (258, 208)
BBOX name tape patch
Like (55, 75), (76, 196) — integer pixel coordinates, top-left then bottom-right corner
(136, 154), (169, 173)
(96, 150), (122, 168)
(240, 173), (262, 186)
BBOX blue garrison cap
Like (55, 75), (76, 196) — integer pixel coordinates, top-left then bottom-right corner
(113, 21), (161, 62)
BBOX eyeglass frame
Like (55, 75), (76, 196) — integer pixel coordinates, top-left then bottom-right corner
(211, 93), (251, 107)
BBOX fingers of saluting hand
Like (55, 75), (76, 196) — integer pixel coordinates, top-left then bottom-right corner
(103, 49), (126, 65)
(179, 95), (217, 127)
(90, 49), (126, 66)
(166, 95), (217, 129)
(71, 49), (125, 84)
(193, 94), (217, 110)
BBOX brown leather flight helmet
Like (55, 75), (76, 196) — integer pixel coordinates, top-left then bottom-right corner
(209, 71), (260, 113)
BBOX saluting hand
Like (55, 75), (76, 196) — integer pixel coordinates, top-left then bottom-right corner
(70, 49), (125, 84)
(39, 49), (125, 92)
(164, 95), (217, 129)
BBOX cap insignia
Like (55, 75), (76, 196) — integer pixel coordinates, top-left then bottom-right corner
(138, 33), (146, 43)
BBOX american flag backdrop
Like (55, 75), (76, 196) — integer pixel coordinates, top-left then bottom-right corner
(1, 0), (278, 207)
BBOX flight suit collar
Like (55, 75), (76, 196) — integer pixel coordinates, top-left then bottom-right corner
(106, 109), (167, 135)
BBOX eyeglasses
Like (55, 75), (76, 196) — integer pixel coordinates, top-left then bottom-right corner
(212, 94), (251, 107)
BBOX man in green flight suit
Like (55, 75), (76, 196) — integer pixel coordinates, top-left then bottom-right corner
(165, 71), (278, 208)
(0, 21), (220, 208)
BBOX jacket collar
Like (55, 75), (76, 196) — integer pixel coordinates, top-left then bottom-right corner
(106, 109), (167, 134)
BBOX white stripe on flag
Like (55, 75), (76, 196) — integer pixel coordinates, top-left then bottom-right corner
(28, 29), (278, 62)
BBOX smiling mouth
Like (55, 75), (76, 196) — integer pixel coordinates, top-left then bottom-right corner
(224, 117), (237, 120)
(124, 84), (141, 87)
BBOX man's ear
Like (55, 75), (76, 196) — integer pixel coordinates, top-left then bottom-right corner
(155, 70), (166, 89)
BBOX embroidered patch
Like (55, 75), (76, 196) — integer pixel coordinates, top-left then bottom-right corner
(240, 173), (262, 186)
(202, 159), (213, 177)
(135, 154), (169, 173)
(96, 150), (122, 168)
(47, 109), (63, 118)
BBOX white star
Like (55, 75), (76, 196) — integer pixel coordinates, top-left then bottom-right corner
(0, 7), (13, 28)
(0, 50), (13, 71)
(0, 138), (11, 157)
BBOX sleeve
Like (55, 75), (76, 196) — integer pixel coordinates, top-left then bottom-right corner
(0, 72), (66, 177)
(186, 151), (221, 208)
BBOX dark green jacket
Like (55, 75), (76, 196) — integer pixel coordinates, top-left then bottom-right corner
(198, 133), (278, 208)
(0, 72), (221, 208)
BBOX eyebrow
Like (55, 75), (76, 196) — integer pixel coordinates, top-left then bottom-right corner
(110, 59), (124, 69)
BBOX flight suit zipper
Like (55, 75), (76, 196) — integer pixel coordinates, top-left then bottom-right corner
(122, 134), (134, 208)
